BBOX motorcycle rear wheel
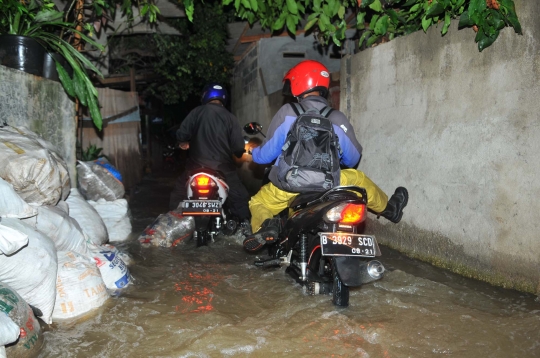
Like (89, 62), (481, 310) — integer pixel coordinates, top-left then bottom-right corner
(196, 230), (209, 247)
(306, 247), (349, 306)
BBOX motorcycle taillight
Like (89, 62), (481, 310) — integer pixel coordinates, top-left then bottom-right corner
(324, 203), (366, 225)
(190, 174), (217, 196)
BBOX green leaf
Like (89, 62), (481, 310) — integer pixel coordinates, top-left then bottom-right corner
(87, 92), (102, 131)
(73, 71), (88, 107)
(273, 14), (286, 30)
(357, 12), (366, 28)
(366, 34), (380, 47)
(374, 15), (389, 36)
(369, 14), (380, 30)
(249, 0), (258, 12)
(426, 2), (445, 18)
(241, 0), (251, 10)
(421, 16), (432, 32)
(304, 17), (318, 31)
(458, 11), (474, 28)
(286, 14), (297, 33)
(478, 31), (498, 52)
(338, 5), (345, 19)
(442, 12), (451, 35)
(403, 0), (417, 6)
(286, 0), (298, 15)
(360, 0), (375, 9)
(34, 9), (63, 23)
(507, 14), (522, 34)
(358, 30), (371, 47)
(369, 0), (383, 12)
(55, 62), (74, 98)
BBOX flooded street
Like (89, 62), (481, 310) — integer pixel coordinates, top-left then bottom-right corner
(38, 172), (540, 358)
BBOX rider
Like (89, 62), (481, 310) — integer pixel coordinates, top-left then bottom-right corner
(243, 60), (408, 252)
(169, 83), (251, 232)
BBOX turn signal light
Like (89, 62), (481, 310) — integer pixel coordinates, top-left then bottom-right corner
(324, 203), (366, 225)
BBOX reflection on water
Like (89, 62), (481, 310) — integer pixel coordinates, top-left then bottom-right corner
(38, 233), (540, 358)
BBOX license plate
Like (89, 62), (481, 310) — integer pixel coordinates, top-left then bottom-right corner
(182, 200), (221, 215)
(319, 233), (378, 257)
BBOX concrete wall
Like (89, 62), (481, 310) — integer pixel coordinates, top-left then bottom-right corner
(341, 0), (540, 295)
(0, 65), (77, 184)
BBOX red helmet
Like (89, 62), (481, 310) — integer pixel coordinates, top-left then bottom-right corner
(282, 60), (331, 98)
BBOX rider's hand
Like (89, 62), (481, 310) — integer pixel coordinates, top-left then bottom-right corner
(179, 142), (189, 150)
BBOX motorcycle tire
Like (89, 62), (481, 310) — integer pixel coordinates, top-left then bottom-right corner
(331, 259), (349, 307)
(196, 230), (209, 247)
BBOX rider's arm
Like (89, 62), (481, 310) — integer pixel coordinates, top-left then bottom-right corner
(251, 105), (296, 164)
(331, 112), (363, 168)
(176, 106), (201, 143)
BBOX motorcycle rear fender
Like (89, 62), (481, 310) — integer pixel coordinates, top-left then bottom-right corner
(284, 198), (363, 246)
(334, 256), (384, 287)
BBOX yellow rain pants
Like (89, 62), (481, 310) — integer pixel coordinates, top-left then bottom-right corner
(249, 169), (389, 232)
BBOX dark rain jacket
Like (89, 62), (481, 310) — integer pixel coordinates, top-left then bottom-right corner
(251, 95), (363, 191)
(176, 103), (245, 173)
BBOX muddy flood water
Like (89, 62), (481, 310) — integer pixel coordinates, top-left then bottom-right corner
(37, 172), (540, 358)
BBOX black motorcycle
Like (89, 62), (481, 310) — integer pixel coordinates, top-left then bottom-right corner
(244, 122), (385, 307)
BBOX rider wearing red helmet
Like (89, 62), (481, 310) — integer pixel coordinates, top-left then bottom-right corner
(243, 60), (408, 252)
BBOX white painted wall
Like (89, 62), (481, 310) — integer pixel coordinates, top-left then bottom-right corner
(341, 0), (540, 294)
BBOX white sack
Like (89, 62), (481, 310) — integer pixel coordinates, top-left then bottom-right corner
(0, 346), (6, 358)
(88, 244), (130, 290)
(0, 219), (58, 324)
(31, 206), (90, 257)
(52, 251), (109, 321)
(66, 188), (108, 245)
(76, 159), (125, 201)
(0, 178), (37, 219)
(0, 221), (28, 255)
(0, 126), (70, 206)
(55, 200), (69, 214)
(88, 199), (132, 242)
(0, 281), (41, 356)
(0, 314), (19, 346)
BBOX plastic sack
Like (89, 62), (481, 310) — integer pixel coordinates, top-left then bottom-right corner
(65, 188), (108, 245)
(139, 211), (195, 247)
(88, 244), (130, 290)
(0, 178), (37, 219)
(76, 159), (125, 201)
(0, 314), (19, 346)
(0, 219), (58, 324)
(0, 281), (42, 356)
(0, 126), (70, 206)
(88, 199), (132, 242)
(30, 205), (90, 257)
(52, 251), (109, 321)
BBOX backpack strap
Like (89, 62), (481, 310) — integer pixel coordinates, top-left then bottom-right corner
(289, 102), (305, 116)
(319, 106), (334, 118)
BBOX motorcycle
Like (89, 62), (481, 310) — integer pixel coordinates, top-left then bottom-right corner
(243, 122), (385, 307)
(178, 168), (240, 247)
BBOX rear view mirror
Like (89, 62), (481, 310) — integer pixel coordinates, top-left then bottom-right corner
(243, 122), (263, 135)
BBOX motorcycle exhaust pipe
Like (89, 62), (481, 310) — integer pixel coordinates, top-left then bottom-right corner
(358, 260), (385, 284)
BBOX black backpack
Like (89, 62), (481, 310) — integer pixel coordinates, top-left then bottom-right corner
(276, 102), (341, 193)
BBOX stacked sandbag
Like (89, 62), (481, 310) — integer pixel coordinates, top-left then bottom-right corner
(88, 199), (132, 243)
(0, 219), (58, 324)
(88, 244), (130, 290)
(24, 205), (91, 257)
(65, 188), (109, 245)
(0, 282), (42, 358)
(76, 158), (125, 202)
(0, 312), (19, 358)
(0, 178), (37, 220)
(0, 126), (70, 206)
(52, 251), (109, 321)
(0, 220), (29, 256)
(139, 211), (195, 247)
